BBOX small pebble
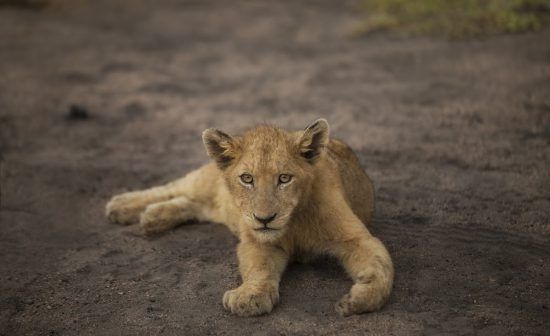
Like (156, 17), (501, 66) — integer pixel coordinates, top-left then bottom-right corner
(66, 104), (90, 120)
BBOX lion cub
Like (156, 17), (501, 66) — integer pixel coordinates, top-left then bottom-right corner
(106, 119), (393, 317)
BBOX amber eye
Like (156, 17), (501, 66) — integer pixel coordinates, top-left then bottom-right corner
(240, 173), (254, 185)
(278, 174), (292, 184)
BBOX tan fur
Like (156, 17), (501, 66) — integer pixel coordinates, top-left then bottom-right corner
(105, 119), (393, 317)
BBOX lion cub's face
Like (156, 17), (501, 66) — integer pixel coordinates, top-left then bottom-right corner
(202, 119), (329, 243)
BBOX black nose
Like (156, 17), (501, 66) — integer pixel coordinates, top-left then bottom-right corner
(254, 213), (277, 225)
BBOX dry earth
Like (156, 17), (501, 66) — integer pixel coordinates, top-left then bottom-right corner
(0, 0), (549, 335)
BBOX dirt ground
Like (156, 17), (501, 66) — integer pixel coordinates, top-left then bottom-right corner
(0, 0), (549, 335)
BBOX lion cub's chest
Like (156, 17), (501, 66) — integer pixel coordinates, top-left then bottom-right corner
(282, 222), (334, 259)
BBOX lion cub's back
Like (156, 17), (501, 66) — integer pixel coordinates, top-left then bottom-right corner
(327, 139), (375, 225)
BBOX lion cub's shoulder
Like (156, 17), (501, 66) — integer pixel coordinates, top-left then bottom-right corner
(324, 138), (375, 225)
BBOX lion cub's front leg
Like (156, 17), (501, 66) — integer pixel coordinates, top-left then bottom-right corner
(332, 235), (394, 317)
(223, 241), (288, 316)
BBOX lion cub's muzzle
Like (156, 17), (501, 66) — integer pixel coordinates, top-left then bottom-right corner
(253, 212), (278, 231)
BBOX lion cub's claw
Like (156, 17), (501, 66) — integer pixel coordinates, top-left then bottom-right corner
(223, 284), (279, 317)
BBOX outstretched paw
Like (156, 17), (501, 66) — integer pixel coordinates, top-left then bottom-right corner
(335, 281), (390, 317)
(335, 293), (357, 317)
(139, 202), (183, 235)
(105, 192), (146, 225)
(223, 283), (279, 317)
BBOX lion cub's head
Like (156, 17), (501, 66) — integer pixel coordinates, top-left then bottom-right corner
(202, 119), (329, 243)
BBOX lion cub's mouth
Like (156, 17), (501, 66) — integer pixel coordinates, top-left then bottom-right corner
(253, 227), (279, 232)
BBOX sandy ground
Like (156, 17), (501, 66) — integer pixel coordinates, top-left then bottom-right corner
(1, 0), (549, 335)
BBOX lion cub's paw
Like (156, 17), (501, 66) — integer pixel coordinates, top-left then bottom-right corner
(222, 284), (279, 317)
(335, 293), (360, 317)
(105, 193), (145, 225)
(139, 203), (181, 235)
(335, 282), (388, 317)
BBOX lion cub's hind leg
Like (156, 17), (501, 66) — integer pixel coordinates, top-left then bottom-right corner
(139, 196), (202, 235)
(106, 166), (218, 232)
(106, 184), (181, 225)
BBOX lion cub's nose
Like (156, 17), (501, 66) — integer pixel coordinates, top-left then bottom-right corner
(253, 213), (277, 225)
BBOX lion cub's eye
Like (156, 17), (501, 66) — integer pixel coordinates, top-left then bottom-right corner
(278, 174), (292, 184)
(240, 173), (254, 185)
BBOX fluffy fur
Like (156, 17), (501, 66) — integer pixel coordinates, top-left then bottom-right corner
(105, 119), (393, 317)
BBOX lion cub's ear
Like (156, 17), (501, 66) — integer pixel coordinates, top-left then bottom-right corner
(202, 128), (239, 169)
(298, 118), (330, 162)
